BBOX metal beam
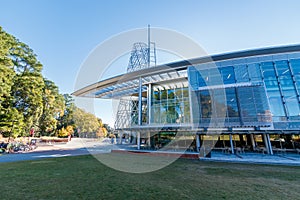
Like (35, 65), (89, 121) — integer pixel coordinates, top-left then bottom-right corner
(229, 134), (235, 154)
(148, 83), (152, 124)
(138, 77), (143, 126)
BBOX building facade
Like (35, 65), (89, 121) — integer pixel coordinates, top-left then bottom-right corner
(73, 44), (300, 156)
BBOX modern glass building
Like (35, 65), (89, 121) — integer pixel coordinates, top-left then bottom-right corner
(73, 44), (300, 156)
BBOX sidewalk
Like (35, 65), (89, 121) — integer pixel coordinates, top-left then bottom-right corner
(29, 139), (300, 166)
(110, 145), (300, 166)
(200, 151), (300, 166)
(34, 138), (102, 152)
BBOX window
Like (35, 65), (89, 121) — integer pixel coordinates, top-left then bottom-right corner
(235, 65), (249, 83)
(248, 63), (262, 81)
(151, 87), (190, 124)
(261, 62), (276, 80)
(220, 66), (235, 84)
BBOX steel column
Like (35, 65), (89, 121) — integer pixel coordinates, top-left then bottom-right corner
(196, 134), (201, 152)
(263, 133), (273, 155)
(137, 132), (141, 150)
(138, 77), (143, 126)
(229, 134), (235, 154)
(148, 83), (152, 124)
(250, 134), (256, 150)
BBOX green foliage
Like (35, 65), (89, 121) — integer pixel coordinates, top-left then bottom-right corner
(0, 26), (106, 138)
(0, 107), (24, 138)
(0, 27), (16, 133)
(73, 107), (100, 134)
(57, 94), (75, 129)
(39, 79), (65, 136)
(12, 73), (44, 133)
(58, 125), (74, 137)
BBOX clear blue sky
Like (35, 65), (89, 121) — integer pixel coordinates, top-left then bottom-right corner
(1, 0), (300, 126)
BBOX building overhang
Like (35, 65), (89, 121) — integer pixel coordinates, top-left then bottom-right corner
(72, 44), (300, 98)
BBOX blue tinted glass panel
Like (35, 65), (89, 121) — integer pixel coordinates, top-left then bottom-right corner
(261, 62), (276, 79)
(213, 89), (227, 118)
(208, 68), (223, 85)
(275, 60), (291, 76)
(237, 87), (256, 119)
(237, 85), (271, 123)
(220, 66), (235, 84)
(200, 90), (211, 118)
(267, 89), (285, 117)
(248, 63), (262, 81)
(281, 88), (299, 117)
(235, 65), (249, 83)
(280, 78), (294, 91)
(264, 80), (279, 90)
(295, 75), (300, 91)
(290, 59), (300, 75)
(198, 70), (209, 87)
(188, 67), (199, 90)
(281, 88), (297, 98)
(226, 88), (239, 118)
(285, 98), (300, 117)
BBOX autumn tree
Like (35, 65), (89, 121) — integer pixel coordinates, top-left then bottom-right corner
(96, 119), (108, 138)
(56, 94), (75, 134)
(73, 107), (100, 135)
(38, 79), (65, 136)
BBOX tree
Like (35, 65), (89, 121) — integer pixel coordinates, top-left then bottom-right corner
(58, 125), (74, 137)
(1, 25), (109, 138)
(0, 107), (25, 138)
(38, 79), (65, 136)
(0, 27), (17, 135)
(96, 119), (108, 138)
(11, 73), (44, 135)
(73, 107), (100, 136)
(0, 27), (27, 137)
(56, 95), (107, 138)
(9, 39), (45, 135)
(56, 94), (75, 134)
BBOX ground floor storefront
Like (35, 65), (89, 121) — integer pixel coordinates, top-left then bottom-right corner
(116, 130), (300, 156)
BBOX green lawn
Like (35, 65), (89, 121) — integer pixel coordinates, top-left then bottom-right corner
(0, 153), (299, 200)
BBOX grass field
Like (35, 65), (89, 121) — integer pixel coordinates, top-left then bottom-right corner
(0, 153), (299, 199)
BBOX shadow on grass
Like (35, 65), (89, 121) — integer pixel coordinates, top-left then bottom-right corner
(0, 153), (299, 199)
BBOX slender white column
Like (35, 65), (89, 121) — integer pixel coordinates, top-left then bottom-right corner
(196, 134), (201, 152)
(137, 132), (141, 150)
(148, 84), (152, 124)
(147, 131), (151, 147)
(263, 133), (273, 155)
(138, 77), (143, 126)
(229, 134), (234, 154)
(250, 134), (256, 150)
(118, 132), (122, 144)
(266, 134), (273, 155)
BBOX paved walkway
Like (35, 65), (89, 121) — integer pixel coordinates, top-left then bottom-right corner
(38, 139), (300, 166)
(1, 138), (300, 166)
(201, 151), (300, 166)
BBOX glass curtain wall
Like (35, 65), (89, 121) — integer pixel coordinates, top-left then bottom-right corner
(151, 85), (190, 124)
(188, 64), (271, 127)
(261, 60), (300, 122)
(146, 54), (300, 129)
